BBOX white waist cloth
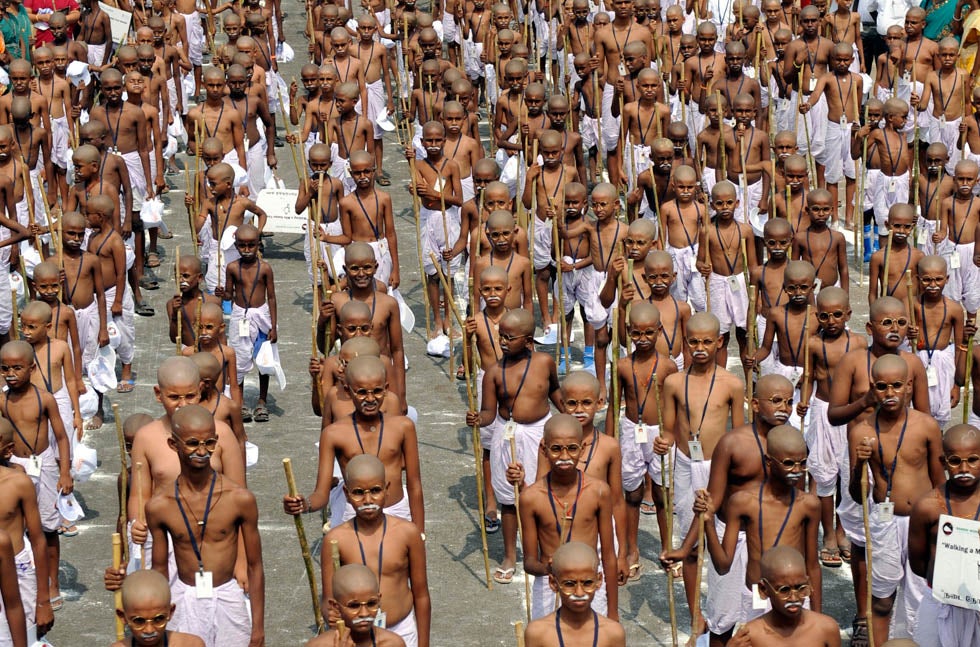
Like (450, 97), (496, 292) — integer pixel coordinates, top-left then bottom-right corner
(387, 608), (418, 647)
(420, 204), (461, 276)
(170, 576), (252, 647)
(805, 395), (848, 497)
(943, 241), (980, 314)
(120, 150), (148, 211)
(914, 591), (980, 647)
(917, 343), (955, 425)
(619, 418), (665, 490)
(673, 448), (710, 538)
(9, 446), (59, 533)
(490, 413), (551, 505)
(0, 541), (37, 644)
(704, 520), (747, 635)
(868, 504), (928, 637)
(229, 302), (272, 376)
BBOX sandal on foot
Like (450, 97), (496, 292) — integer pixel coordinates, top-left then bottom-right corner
(60, 523), (78, 537)
(49, 595), (63, 612)
(241, 406), (253, 422)
(639, 500), (657, 515)
(253, 405), (269, 422)
(839, 546), (852, 561)
(145, 252), (161, 268)
(850, 617), (869, 647)
(455, 364), (466, 380)
(820, 547), (843, 568)
(135, 301), (155, 317)
(484, 515), (500, 534)
(158, 230), (174, 240)
(493, 567), (515, 584)
(138, 276), (159, 290)
(628, 563), (642, 581)
(116, 379), (135, 394)
(377, 174), (391, 186)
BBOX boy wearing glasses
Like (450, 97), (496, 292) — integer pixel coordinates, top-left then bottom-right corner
(906, 256), (965, 430)
(337, 151), (399, 289)
(849, 355), (944, 643)
(908, 424), (980, 647)
(661, 376), (798, 642)
(689, 425), (822, 631)
(524, 542), (627, 647)
(285, 356), (424, 531)
(729, 546), (841, 647)
(321, 456), (429, 647)
(112, 570), (204, 647)
(793, 190), (849, 293)
(796, 287), (857, 568)
(327, 242), (406, 408)
(940, 159), (980, 320)
(512, 414), (619, 620)
(310, 566), (407, 647)
(466, 308), (562, 585)
(608, 303), (678, 579)
(654, 312), (746, 636)
(471, 211), (533, 313)
(216, 225), (277, 423)
(869, 204), (924, 306)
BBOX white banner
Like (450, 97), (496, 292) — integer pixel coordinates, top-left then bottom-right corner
(98, 2), (132, 46)
(255, 188), (307, 234)
(932, 514), (980, 611)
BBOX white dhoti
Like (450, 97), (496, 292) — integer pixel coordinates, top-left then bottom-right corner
(49, 385), (73, 459)
(49, 116), (69, 169)
(0, 252), (11, 335)
(914, 592), (980, 647)
(365, 79), (386, 139)
(872, 171), (910, 232)
(673, 449), (710, 537)
(704, 520), (748, 635)
(490, 413), (551, 505)
(463, 39), (483, 80)
(701, 166), (717, 197)
(245, 139), (268, 201)
(917, 344), (954, 427)
(103, 285), (135, 365)
(792, 91), (827, 160)
(706, 272), (748, 335)
(805, 396), (847, 497)
(120, 150), (149, 212)
(759, 355), (804, 429)
(929, 116), (962, 174)
(170, 577), (252, 647)
(868, 505), (928, 637)
(0, 541), (37, 643)
(87, 42), (106, 68)
(9, 446), (59, 533)
(420, 205), (461, 276)
(916, 217), (950, 256)
(386, 609), (418, 647)
(619, 418), (664, 490)
(818, 119), (849, 185)
(76, 299), (101, 368)
(735, 177), (764, 234)
(579, 114), (599, 152)
(531, 216), (554, 272)
(600, 84), (619, 154)
(944, 242), (980, 313)
(205, 229), (240, 294)
(179, 11), (204, 66)
(229, 302), (273, 376)
(460, 175), (474, 203)
(328, 142), (357, 194)
(580, 267), (611, 328)
(667, 244), (706, 312)
(557, 267), (607, 327)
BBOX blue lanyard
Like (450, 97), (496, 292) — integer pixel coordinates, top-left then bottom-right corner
(873, 409), (909, 501)
(174, 471), (218, 573)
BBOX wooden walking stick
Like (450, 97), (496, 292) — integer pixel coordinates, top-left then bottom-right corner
(509, 430), (532, 624)
(800, 305), (812, 434)
(653, 377), (678, 647)
(134, 462), (145, 569)
(408, 157), (432, 339)
(465, 280), (492, 590)
(906, 270), (916, 330)
(515, 621), (525, 647)
(857, 102), (870, 285)
(112, 403), (128, 564)
(861, 464), (875, 646)
(282, 458), (325, 633)
(330, 540), (340, 571)
(881, 230), (894, 298)
(174, 247), (182, 355)
(746, 284), (757, 422)
(611, 301), (621, 440)
(113, 533), (124, 640)
(693, 511), (706, 640)
(716, 92), (727, 179)
(965, 316), (976, 424)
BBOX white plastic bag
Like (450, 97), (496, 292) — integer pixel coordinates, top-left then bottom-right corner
(70, 443), (97, 483)
(140, 197), (164, 228)
(255, 341), (286, 390)
(87, 345), (118, 394)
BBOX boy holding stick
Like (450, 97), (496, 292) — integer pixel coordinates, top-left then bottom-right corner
(869, 204), (923, 305)
(308, 564), (407, 647)
(941, 160), (980, 320)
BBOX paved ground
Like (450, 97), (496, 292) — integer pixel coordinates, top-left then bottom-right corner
(41, 8), (872, 645)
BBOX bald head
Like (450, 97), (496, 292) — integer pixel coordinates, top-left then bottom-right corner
(871, 354), (909, 381)
(943, 424), (980, 454)
(551, 541), (600, 575)
(190, 352), (221, 381)
(562, 370), (600, 397)
(332, 564), (380, 600)
(339, 336), (381, 359)
(344, 454), (386, 484)
(760, 545), (806, 581)
(501, 309), (535, 336)
(687, 312), (720, 337)
(171, 404), (214, 440)
(543, 413), (584, 442)
(869, 296), (906, 321)
(767, 424), (807, 455)
(120, 570), (171, 609)
(756, 374), (793, 400)
(157, 356), (200, 389)
(345, 355), (387, 384)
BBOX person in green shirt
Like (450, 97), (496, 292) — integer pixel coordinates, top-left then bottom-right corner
(0, 0), (33, 63)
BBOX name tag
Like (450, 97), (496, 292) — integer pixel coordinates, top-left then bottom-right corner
(927, 365), (939, 387)
(888, 178), (898, 193)
(840, 115), (847, 129)
(727, 274), (741, 294)
(790, 367), (803, 387)
(950, 252), (962, 269)
(374, 611), (387, 628)
(239, 319), (251, 338)
(195, 571), (214, 598)
(634, 423), (649, 444)
(689, 440), (705, 462)
(917, 227), (928, 245)
(432, 178), (445, 192)
(244, 135), (250, 151)
(808, 77), (816, 93)
(813, 277), (822, 294)
(878, 500), (895, 523)
(689, 255), (698, 272)
(618, 62), (627, 77)
(503, 419), (517, 439)
(940, 116), (947, 129)
(25, 455), (40, 478)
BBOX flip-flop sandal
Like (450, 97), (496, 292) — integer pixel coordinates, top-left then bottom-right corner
(145, 252), (161, 268)
(135, 301), (155, 316)
(628, 563), (642, 581)
(377, 175), (391, 186)
(158, 230), (174, 239)
(60, 524), (78, 537)
(668, 562), (683, 581)
(640, 500), (657, 515)
(50, 595), (63, 611)
(839, 546), (852, 561)
(241, 406), (253, 422)
(484, 515), (500, 534)
(850, 617), (869, 647)
(819, 547), (843, 568)
(493, 567), (515, 584)
(455, 364), (466, 380)
(138, 277), (159, 290)
(116, 379), (135, 394)
(253, 405), (269, 422)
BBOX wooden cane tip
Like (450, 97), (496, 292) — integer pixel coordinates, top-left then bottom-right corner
(112, 402), (120, 413)
(282, 457), (291, 466)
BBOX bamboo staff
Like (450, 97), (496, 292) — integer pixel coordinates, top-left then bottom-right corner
(134, 462), (145, 569)
(408, 157), (432, 339)
(857, 103), (870, 285)
(881, 230), (893, 298)
(700, 208), (711, 309)
(529, 140), (538, 273)
(963, 74), (969, 152)
(113, 533), (124, 640)
(194, 120), (203, 219)
(175, 247), (182, 355)
(516, 621), (525, 647)
(278, 83), (310, 194)
(509, 432), (532, 624)
(740, 130), (749, 225)
(800, 305), (812, 433)
(10, 290), (17, 338)
(553, 503), (570, 610)
(19, 162), (41, 254)
(624, 258), (634, 355)
(551, 197), (568, 368)
(437, 171), (454, 381)
(611, 298), (621, 439)
(39, 182), (57, 254)
(965, 316), (976, 424)
(465, 274), (492, 589)
(330, 540), (340, 571)
(680, 57), (687, 122)
(716, 92), (726, 178)
(594, 67), (604, 179)
(653, 377), (678, 647)
(906, 270), (916, 330)
(283, 458), (325, 633)
(113, 403), (128, 566)
(861, 466), (875, 646)
(693, 512), (705, 640)
(746, 284), (756, 422)
(429, 254), (466, 332)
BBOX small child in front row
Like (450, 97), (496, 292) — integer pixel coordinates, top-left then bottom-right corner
(466, 308), (562, 585)
(182, 302), (241, 405)
(216, 224), (278, 423)
(167, 254), (223, 350)
(31, 262), (82, 390)
(869, 203), (923, 306)
(792, 189), (849, 293)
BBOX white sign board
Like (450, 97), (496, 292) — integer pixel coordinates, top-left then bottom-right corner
(256, 188), (307, 234)
(932, 514), (980, 611)
(98, 3), (132, 46)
